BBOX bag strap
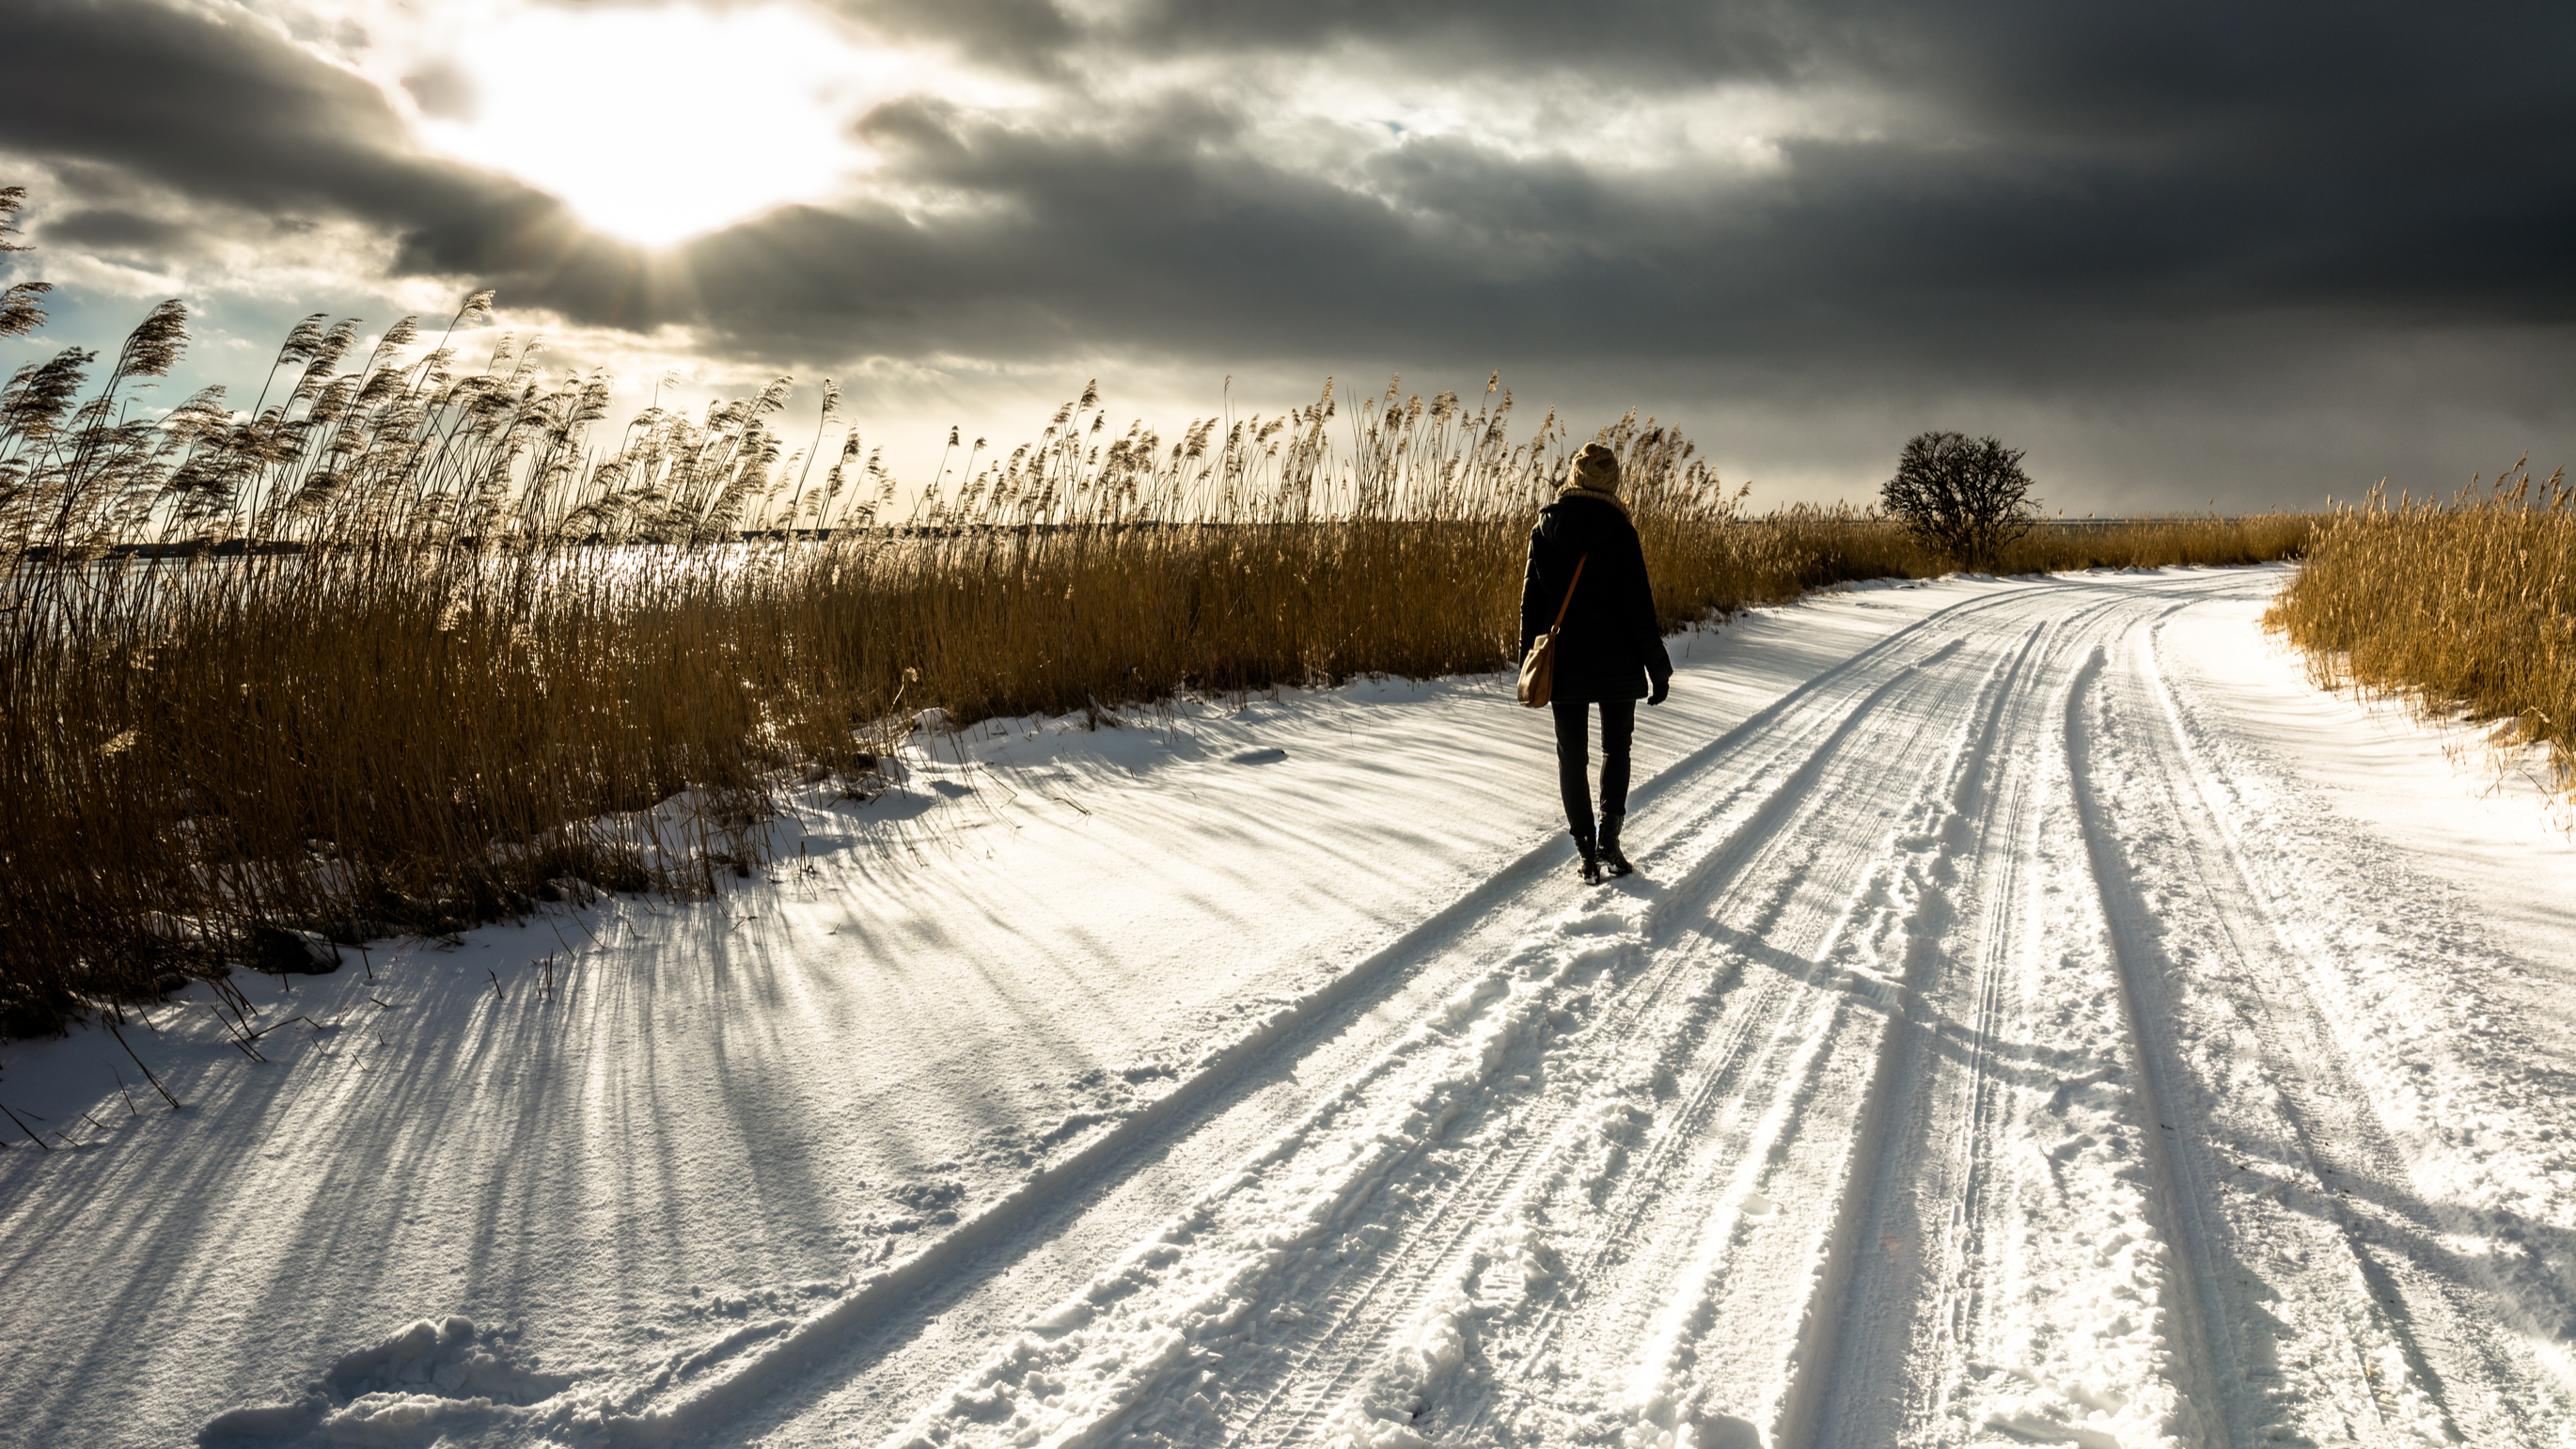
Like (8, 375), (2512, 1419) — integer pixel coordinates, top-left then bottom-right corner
(1549, 554), (1589, 632)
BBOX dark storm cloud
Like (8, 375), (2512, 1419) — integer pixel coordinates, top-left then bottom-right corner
(831, 0), (1816, 82)
(9, 0), (2567, 354)
(601, 0), (2568, 381)
(626, 79), (2563, 377)
(832, 0), (1076, 64)
(1, 0), (2567, 502)
(38, 205), (193, 252)
(0, 0), (637, 299)
(7, 0), (468, 216)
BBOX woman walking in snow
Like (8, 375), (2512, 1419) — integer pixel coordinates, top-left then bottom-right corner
(1521, 441), (1674, 884)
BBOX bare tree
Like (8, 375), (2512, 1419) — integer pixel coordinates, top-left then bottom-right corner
(1879, 431), (2039, 570)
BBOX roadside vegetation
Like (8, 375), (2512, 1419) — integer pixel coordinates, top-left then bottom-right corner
(2268, 461), (2574, 812)
(2, 203), (2313, 1034)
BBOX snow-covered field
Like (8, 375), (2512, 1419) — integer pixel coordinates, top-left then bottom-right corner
(3, 565), (2569, 1449)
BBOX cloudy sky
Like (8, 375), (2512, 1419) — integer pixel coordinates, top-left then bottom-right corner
(4, 0), (2568, 509)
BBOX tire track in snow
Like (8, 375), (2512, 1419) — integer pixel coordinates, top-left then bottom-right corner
(1617, 610), (2070, 1449)
(634, 589), (2056, 1445)
(1471, 588), (2175, 1449)
(1215, 654), (1996, 1443)
(2067, 608), (2490, 1447)
(1261, 633), (2024, 1448)
(605, 638), (1940, 1445)
(2066, 638), (2240, 1443)
(2151, 610), (2576, 1431)
(836, 630), (2003, 1447)
(2128, 616), (2551, 1445)
(1219, 1083), (1567, 1444)
(1802, 613), (2061, 1448)
(1783, 571), (2561, 1449)
(819, 573), (2238, 1449)
(1426, 617), (2055, 1448)
(1908, 618), (2059, 1438)
(646, 571), (2413, 1449)
(974, 567), (2562, 1449)
(2131, 621), (2457, 1443)
(1799, 583), (2231, 1449)
(1104, 586), (2177, 1449)
(877, 902), (1634, 1447)
(702, 596), (2039, 1447)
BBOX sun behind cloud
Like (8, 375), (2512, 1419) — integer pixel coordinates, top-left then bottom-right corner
(403, 3), (898, 247)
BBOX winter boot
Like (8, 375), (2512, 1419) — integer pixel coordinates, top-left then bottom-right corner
(1598, 817), (1634, 878)
(1573, 830), (1604, 886)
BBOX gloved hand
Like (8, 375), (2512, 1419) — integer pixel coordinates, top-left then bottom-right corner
(1648, 676), (1670, 706)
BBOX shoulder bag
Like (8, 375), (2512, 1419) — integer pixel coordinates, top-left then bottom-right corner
(1516, 553), (1587, 708)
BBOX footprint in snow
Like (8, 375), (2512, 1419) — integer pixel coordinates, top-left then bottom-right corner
(199, 1315), (574, 1446)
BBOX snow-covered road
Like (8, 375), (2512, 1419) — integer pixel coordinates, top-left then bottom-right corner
(4, 567), (2569, 1448)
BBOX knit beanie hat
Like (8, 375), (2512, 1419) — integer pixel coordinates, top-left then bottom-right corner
(1567, 442), (1621, 496)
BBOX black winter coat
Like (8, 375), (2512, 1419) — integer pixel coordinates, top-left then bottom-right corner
(1519, 493), (1673, 704)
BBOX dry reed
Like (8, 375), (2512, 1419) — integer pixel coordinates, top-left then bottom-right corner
(2267, 461), (2574, 812)
(1, 292), (2315, 1036)
(1758, 505), (2314, 585)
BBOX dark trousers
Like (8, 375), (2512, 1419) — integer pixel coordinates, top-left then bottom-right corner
(1550, 697), (1636, 843)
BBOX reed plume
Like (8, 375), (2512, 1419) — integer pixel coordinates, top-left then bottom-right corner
(2268, 461), (2574, 811)
(0, 228), (2317, 1035)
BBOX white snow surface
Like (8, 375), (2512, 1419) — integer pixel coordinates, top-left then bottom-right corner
(3, 565), (2570, 1449)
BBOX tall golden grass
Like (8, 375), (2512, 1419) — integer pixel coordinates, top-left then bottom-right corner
(1, 293), (2315, 1034)
(2267, 460), (2574, 811)
(0, 296), (1755, 1032)
(1759, 505), (2315, 585)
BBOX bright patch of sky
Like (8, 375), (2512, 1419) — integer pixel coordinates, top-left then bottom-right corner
(273, 0), (1016, 248)
(412, 4), (891, 245)
(1092, 49), (1897, 191)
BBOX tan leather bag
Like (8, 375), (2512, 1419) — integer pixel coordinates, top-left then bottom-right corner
(1516, 554), (1588, 708)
